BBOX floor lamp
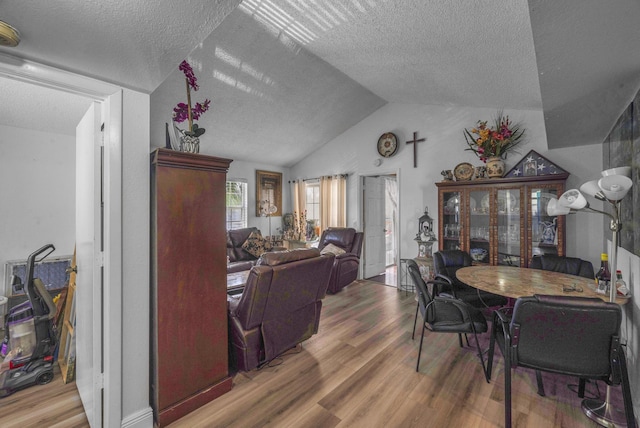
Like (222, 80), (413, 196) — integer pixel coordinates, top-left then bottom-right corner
(548, 166), (633, 427)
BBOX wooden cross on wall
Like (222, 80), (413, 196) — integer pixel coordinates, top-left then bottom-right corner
(406, 131), (425, 168)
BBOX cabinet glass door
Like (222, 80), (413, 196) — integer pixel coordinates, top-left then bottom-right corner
(530, 187), (560, 258)
(468, 189), (490, 263)
(496, 188), (522, 266)
(441, 191), (461, 251)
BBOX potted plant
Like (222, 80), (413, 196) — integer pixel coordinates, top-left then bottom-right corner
(464, 111), (525, 178)
(172, 60), (210, 153)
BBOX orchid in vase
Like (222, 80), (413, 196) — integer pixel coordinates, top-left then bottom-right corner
(173, 60), (210, 147)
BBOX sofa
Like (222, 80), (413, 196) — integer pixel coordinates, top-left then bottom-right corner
(317, 227), (364, 294)
(226, 227), (278, 273)
(227, 248), (335, 371)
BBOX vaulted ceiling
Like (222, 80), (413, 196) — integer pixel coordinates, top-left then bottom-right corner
(1, 0), (639, 166)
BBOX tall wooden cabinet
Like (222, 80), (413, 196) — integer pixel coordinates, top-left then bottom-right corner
(150, 149), (233, 427)
(436, 173), (568, 267)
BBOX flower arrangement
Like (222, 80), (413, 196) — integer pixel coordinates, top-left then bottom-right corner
(464, 111), (525, 162)
(173, 60), (210, 138)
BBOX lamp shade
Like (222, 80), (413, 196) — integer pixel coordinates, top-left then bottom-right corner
(601, 166), (631, 178)
(579, 180), (604, 198)
(598, 175), (632, 201)
(547, 198), (571, 216)
(558, 189), (588, 209)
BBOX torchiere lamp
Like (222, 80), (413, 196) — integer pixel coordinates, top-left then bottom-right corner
(547, 166), (633, 428)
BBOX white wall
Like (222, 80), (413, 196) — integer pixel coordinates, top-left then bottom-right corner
(290, 103), (603, 263)
(0, 124), (76, 292)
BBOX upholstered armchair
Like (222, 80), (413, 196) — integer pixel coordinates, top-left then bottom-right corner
(227, 248), (335, 371)
(317, 227), (364, 294)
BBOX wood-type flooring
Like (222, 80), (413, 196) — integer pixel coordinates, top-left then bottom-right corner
(0, 280), (626, 427)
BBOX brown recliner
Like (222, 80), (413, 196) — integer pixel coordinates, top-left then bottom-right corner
(227, 248), (335, 371)
(317, 228), (364, 294)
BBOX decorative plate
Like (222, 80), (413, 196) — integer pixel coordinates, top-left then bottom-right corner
(497, 193), (519, 213)
(481, 194), (490, 210)
(377, 132), (398, 157)
(453, 162), (474, 181)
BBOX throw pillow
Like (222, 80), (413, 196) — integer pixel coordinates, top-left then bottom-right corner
(242, 231), (273, 258)
(320, 243), (346, 256)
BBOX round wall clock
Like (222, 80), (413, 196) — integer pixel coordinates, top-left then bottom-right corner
(377, 132), (398, 157)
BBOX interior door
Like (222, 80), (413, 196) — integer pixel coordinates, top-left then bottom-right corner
(75, 101), (103, 427)
(363, 176), (386, 278)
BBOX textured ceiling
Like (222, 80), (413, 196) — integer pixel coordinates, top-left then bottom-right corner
(1, 0), (640, 164)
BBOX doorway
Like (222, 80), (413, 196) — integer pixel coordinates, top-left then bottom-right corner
(361, 174), (399, 286)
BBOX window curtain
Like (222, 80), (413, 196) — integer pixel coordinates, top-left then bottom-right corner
(291, 178), (306, 220)
(320, 175), (346, 229)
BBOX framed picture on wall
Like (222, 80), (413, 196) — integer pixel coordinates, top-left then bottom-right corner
(256, 170), (282, 217)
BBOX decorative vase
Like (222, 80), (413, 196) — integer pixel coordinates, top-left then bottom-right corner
(486, 156), (505, 178)
(180, 135), (200, 153)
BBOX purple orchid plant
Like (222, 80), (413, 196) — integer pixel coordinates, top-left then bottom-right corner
(173, 60), (210, 137)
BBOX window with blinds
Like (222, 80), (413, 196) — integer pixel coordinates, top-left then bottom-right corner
(226, 180), (248, 230)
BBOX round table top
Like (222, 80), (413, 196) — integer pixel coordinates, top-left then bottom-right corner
(456, 265), (630, 304)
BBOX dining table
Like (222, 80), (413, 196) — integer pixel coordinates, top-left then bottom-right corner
(456, 265), (631, 304)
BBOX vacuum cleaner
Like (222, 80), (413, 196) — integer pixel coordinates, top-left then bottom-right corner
(0, 244), (58, 397)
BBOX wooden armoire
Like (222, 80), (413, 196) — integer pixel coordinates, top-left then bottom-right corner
(150, 148), (233, 427)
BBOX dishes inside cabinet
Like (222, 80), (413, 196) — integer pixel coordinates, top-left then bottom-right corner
(535, 192), (557, 216)
(497, 192), (519, 213)
(481, 194), (490, 210)
(444, 196), (460, 215)
(470, 248), (488, 262)
(469, 197), (477, 213)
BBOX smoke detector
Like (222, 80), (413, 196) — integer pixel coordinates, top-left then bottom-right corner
(0, 21), (21, 47)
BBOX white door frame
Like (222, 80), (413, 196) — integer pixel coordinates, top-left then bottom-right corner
(0, 53), (123, 427)
(357, 169), (401, 280)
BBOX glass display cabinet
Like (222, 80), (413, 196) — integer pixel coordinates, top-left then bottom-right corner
(436, 170), (568, 267)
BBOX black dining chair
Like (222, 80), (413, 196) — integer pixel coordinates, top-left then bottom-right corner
(407, 259), (490, 381)
(433, 250), (508, 308)
(528, 254), (596, 396)
(487, 294), (636, 428)
(529, 254), (595, 279)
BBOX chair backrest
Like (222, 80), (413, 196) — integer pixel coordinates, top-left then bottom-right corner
(318, 227), (364, 257)
(407, 259), (434, 319)
(529, 255), (595, 279)
(509, 294), (621, 378)
(233, 248), (335, 329)
(433, 250), (472, 281)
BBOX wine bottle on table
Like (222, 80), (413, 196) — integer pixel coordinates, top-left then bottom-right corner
(595, 253), (610, 295)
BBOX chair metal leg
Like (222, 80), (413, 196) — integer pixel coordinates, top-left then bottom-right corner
(412, 302), (419, 340)
(535, 370), (545, 396)
(487, 315), (497, 380)
(458, 333), (463, 348)
(578, 378), (586, 398)
(505, 348), (512, 428)
(471, 329), (490, 383)
(416, 321), (426, 372)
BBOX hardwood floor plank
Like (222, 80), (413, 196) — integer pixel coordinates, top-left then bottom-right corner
(2, 280), (613, 427)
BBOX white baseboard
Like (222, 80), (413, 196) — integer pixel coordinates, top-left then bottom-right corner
(121, 407), (154, 428)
